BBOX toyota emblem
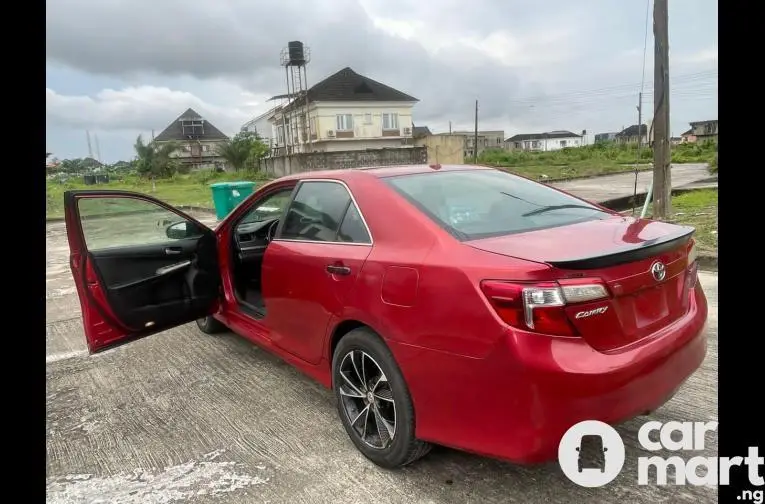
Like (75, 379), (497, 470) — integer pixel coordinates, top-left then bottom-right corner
(650, 261), (666, 282)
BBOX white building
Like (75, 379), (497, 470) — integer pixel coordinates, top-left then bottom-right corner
(505, 130), (584, 152)
(241, 107), (279, 148)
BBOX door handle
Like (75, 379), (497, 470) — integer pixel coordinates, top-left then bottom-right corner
(165, 247), (182, 255)
(156, 260), (191, 276)
(326, 264), (351, 276)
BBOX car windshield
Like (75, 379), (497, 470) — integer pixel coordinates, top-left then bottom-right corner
(385, 169), (611, 240)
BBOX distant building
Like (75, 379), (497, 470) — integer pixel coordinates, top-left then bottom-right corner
(241, 106), (280, 149)
(441, 130), (505, 159)
(594, 132), (619, 143)
(688, 119), (718, 143)
(615, 124), (649, 145)
(268, 67), (419, 154)
(412, 125), (432, 139)
(505, 130), (583, 152)
(681, 128), (697, 143)
(154, 108), (229, 170)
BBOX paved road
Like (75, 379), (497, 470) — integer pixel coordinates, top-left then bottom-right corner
(46, 214), (718, 504)
(550, 163), (713, 203)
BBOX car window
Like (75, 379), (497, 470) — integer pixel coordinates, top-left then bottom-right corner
(384, 170), (611, 240)
(237, 188), (293, 227)
(278, 181), (352, 242)
(337, 203), (371, 244)
(78, 197), (202, 251)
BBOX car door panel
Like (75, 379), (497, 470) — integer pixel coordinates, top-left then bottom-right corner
(263, 241), (371, 364)
(89, 240), (199, 286)
(260, 179), (375, 365)
(65, 190), (220, 353)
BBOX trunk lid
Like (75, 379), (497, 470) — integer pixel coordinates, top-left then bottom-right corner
(469, 216), (697, 351)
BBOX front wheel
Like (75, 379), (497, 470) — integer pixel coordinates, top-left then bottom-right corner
(332, 327), (431, 468)
(195, 315), (227, 334)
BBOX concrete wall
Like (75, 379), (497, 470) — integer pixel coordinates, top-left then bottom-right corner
(263, 146), (428, 177)
(414, 135), (465, 165)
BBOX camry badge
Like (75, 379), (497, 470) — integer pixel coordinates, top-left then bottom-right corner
(575, 306), (609, 319)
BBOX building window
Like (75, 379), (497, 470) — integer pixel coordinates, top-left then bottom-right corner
(364, 113), (372, 125)
(310, 117), (318, 136)
(382, 113), (399, 130)
(497, 138), (502, 145)
(276, 125), (285, 145)
(201, 145), (210, 152)
(336, 114), (353, 131)
(560, 140), (567, 148)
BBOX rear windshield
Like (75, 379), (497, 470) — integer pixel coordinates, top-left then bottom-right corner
(384, 169), (611, 240)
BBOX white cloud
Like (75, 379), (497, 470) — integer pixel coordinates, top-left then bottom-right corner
(46, 85), (264, 135)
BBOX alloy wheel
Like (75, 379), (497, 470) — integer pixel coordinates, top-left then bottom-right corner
(337, 350), (397, 449)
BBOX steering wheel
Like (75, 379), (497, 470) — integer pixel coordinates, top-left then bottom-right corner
(265, 219), (279, 243)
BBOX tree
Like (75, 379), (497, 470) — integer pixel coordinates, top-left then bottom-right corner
(216, 131), (270, 171)
(134, 135), (179, 178)
(249, 134), (270, 169)
(216, 131), (254, 171)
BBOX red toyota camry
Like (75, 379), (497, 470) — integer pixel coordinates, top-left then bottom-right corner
(64, 164), (707, 469)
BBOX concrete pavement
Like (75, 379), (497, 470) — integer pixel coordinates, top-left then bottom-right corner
(46, 210), (718, 503)
(550, 163), (713, 203)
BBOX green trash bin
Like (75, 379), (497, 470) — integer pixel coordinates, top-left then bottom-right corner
(209, 181), (258, 220)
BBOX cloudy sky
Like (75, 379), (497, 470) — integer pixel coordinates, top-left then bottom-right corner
(46, 0), (717, 163)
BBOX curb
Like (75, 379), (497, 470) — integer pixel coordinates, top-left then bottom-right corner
(698, 254), (718, 272)
(46, 205), (217, 223)
(600, 185), (718, 212)
(178, 205), (216, 214)
(486, 165), (654, 183)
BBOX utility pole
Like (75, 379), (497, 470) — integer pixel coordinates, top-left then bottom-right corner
(652, 0), (671, 218)
(632, 93), (643, 215)
(449, 121), (452, 134)
(473, 100), (479, 163)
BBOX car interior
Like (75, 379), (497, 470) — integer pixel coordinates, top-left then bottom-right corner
(230, 189), (293, 315)
(230, 182), (369, 316)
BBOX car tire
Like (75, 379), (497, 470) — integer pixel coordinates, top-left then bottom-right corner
(195, 316), (227, 334)
(332, 327), (431, 469)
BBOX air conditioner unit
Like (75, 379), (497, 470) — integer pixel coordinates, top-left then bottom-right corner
(402, 127), (412, 136)
(326, 130), (336, 137)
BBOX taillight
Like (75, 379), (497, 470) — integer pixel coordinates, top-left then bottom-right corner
(685, 239), (699, 292)
(480, 279), (609, 336)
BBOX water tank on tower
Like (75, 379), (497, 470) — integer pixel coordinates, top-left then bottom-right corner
(287, 41), (306, 66)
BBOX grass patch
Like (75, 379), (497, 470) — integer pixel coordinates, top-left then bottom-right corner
(479, 142), (717, 181)
(645, 189), (718, 254)
(46, 170), (273, 218)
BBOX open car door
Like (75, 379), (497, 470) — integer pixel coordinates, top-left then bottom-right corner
(64, 190), (221, 353)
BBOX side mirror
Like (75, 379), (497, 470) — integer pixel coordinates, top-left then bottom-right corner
(603, 447), (608, 452)
(575, 447), (580, 452)
(166, 221), (196, 240)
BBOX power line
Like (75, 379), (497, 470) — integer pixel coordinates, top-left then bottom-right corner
(505, 70), (717, 107)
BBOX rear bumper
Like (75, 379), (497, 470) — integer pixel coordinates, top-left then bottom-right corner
(390, 283), (708, 464)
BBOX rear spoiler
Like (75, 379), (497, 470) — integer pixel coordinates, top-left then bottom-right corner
(546, 227), (695, 270)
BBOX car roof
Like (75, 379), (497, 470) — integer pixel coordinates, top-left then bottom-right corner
(276, 164), (494, 182)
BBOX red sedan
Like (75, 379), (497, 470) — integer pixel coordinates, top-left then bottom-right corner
(64, 164), (707, 469)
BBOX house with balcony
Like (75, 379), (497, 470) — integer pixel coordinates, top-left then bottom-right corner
(505, 130), (583, 152)
(268, 67), (419, 154)
(154, 108), (229, 170)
